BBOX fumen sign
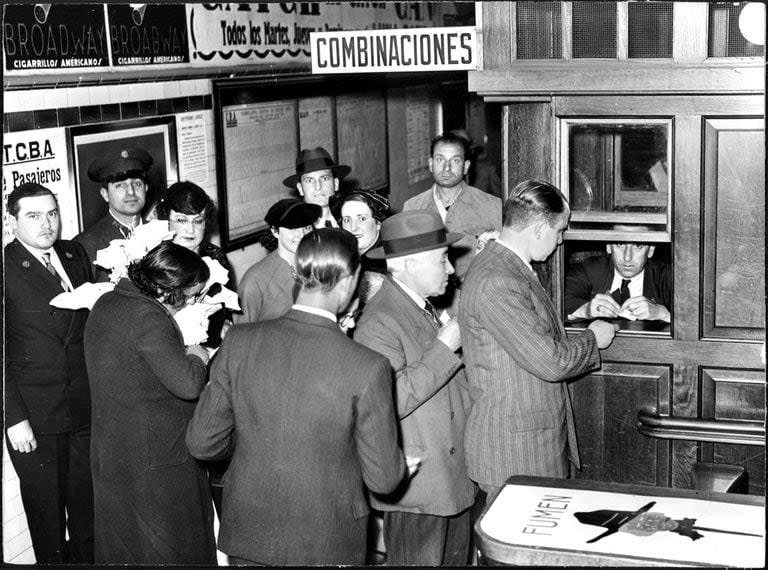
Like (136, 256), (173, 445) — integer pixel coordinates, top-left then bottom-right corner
(311, 26), (477, 73)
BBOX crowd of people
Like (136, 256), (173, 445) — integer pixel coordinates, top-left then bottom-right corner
(6, 131), (677, 565)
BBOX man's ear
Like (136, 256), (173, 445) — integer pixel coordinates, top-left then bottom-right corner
(534, 220), (547, 240)
(271, 227), (280, 239)
(333, 178), (339, 193)
(463, 159), (471, 176)
(99, 186), (110, 204)
(296, 183), (304, 197)
(606, 243), (613, 254)
(427, 157), (435, 174)
(8, 215), (18, 234)
(648, 245), (656, 258)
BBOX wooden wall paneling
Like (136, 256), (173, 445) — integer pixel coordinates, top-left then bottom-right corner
(672, 2), (708, 64)
(598, 336), (764, 369)
(573, 363), (671, 487)
(553, 95), (765, 117)
(701, 118), (766, 339)
(481, 2), (513, 69)
(469, 65), (764, 97)
(506, 102), (553, 188)
(700, 368), (766, 495)
(673, 115), (701, 341)
(669, 364), (698, 489)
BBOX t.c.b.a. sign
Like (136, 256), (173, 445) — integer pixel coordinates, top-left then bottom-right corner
(3, 3), (109, 71)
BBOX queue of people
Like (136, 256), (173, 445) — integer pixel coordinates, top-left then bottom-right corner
(5, 131), (680, 565)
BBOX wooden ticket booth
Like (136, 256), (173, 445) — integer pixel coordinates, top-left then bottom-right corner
(471, 0), (765, 496)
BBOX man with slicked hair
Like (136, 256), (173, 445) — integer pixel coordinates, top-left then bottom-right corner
(459, 180), (617, 502)
(187, 228), (408, 566)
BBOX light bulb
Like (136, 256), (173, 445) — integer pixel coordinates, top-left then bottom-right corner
(738, 2), (766, 46)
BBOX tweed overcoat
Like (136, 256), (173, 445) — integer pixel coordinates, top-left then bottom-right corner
(355, 277), (476, 516)
(186, 309), (406, 565)
(84, 279), (215, 565)
(458, 241), (601, 488)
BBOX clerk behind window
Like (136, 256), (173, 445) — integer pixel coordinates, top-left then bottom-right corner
(564, 225), (672, 323)
(4, 182), (94, 564)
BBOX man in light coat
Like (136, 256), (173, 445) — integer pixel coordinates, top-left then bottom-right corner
(459, 180), (617, 501)
(403, 132), (502, 309)
(355, 209), (476, 566)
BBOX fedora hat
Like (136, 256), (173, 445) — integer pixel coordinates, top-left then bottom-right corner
(367, 209), (462, 260)
(283, 147), (351, 188)
(88, 147), (152, 184)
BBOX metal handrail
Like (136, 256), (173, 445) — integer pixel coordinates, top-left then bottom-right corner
(637, 409), (766, 446)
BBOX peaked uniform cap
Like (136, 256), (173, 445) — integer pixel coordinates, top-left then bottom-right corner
(87, 147), (153, 184)
(283, 147), (351, 187)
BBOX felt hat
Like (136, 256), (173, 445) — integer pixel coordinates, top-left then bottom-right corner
(366, 209), (462, 260)
(282, 147), (351, 188)
(265, 198), (322, 229)
(87, 147), (152, 184)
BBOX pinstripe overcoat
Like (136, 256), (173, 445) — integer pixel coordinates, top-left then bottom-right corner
(458, 241), (601, 488)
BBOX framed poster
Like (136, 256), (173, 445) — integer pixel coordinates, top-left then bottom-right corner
(68, 117), (178, 233)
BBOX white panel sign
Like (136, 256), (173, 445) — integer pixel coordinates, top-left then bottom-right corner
(311, 26), (477, 73)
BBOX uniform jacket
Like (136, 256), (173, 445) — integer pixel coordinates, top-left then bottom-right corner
(234, 249), (295, 323)
(458, 241), (601, 487)
(403, 184), (502, 283)
(564, 254), (673, 317)
(355, 277), (476, 516)
(4, 239), (92, 434)
(186, 309), (406, 565)
(74, 214), (133, 282)
(84, 279), (215, 565)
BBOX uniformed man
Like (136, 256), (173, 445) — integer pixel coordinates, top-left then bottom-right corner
(74, 147), (152, 281)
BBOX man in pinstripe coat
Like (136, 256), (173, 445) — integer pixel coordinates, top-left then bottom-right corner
(459, 180), (617, 501)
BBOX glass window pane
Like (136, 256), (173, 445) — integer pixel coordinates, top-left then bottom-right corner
(568, 122), (669, 216)
(708, 2), (765, 58)
(573, 2), (617, 58)
(628, 2), (673, 58)
(516, 2), (562, 59)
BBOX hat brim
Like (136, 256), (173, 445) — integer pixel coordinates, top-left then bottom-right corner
(282, 164), (351, 188)
(366, 232), (463, 260)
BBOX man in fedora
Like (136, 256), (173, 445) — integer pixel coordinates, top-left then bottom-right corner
(283, 146), (351, 229)
(354, 210), (477, 566)
(74, 147), (152, 282)
(235, 198), (321, 323)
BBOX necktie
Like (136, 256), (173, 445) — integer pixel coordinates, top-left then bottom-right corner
(42, 253), (69, 292)
(424, 299), (441, 325)
(618, 278), (631, 305)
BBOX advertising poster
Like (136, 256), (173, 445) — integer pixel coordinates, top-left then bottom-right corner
(107, 3), (189, 66)
(2, 128), (76, 244)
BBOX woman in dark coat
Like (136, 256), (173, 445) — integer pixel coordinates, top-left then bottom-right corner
(84, 241), (216, 565)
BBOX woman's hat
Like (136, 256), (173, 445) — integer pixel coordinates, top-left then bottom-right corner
(366, 210), (462, 260)
(265, 198), (322, 229)
(282, 147), (351, 188)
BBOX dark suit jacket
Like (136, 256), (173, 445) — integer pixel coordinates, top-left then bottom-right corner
(74, 214), (131, 282)
(186, 309), (406, 565)
(4, 239), (92, 434)
(564, 255), (673, 317)
(354, 277), (476, 516)
(458, 241), (601, 487)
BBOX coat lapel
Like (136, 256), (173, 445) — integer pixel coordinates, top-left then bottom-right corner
(7, 240), (65, 297)
(54, 242), (85, 288)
